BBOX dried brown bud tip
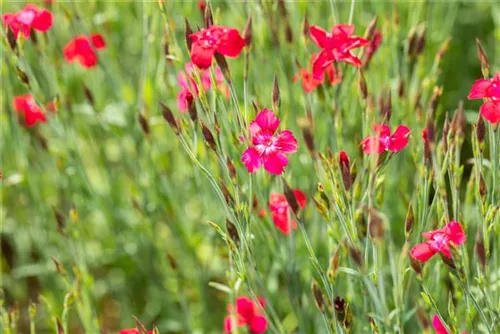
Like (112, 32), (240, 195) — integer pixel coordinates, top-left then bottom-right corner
(283, 181), (300, 216)
(203, 4), (213, 28)
(184, 18), (193, 51)
(272, 74), (280, 108)
(404, 204), (414, 237)
(475, 38), (489, 76)
(476, 116), (485, 143)
(243, 16), (253, 46)
(311, 280), (324, 312)
(359, 70), (368, 100)
(161, 103), (179, 134)
(226, 155), (237, 180)
(302, 13), (310, 39)
(226, 219), (240, 245)
(348, 246), (364, 269)
(138, 113), (150, 136)
(201, 121), (217, 152)
(219, 179), (234, 205)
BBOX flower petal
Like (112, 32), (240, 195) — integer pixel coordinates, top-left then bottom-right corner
(480, 100), (500, 125)
(217, 28), (245, 57)
(275, 130), (298, 154)
(251, 109), (280, 135)
(31, 9), (53, 32)
(249, 315), (268, 334)
(467, 79), (492, 99)
(361, 136), (385, 154)
(444, 221), (466, 245)
(293, 189), (307, 208)
(388, 125), (411, 152)
(241, 147), (263, 173)
(190, 41), (215, 69)
(312, 50), (333, 80)
(410, 242), (437, 263)
(310, 25), (329, 48)
(263, 152), (288, 175)
(432, 315), (450, 334)
(91, 34), (106, 49)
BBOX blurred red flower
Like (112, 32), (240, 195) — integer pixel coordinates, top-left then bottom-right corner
(224, 296), (267, 334)
(189, 26), (245, 69)
(241, 109), (298, 175)
(2, 4), (53, 39)
(467, 72), (500, 124)
(410, 221), (466, 263)
(361, 124), (410, 154)
(119, 329), (153, 334)
(269, 189), (306, 234)
(309, 24), (369, 79)
(177, 62), (228, 112)
(13, 94), (46, 127)
(293, 53), (341, 93)
(432, 315), (467, 334)
(63, 34), (106, 68)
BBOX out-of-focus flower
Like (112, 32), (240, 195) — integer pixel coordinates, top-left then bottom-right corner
(241, 109), (298, 175)
(224, 297), (267, 334)
(177, 62), (228, 112)
(63, 34), (106, 68)
(431, 315), (467, 334)
(2, 4), (53, 39)
(410, 221), (466, 263)
(268, 189), (306, 234)
(119, 329), (153, 334)
(467, 72), (500, 124)
(13, 94), (46, 127)
(293, 53), (341, 93)
(361, 124), (410, 154)
(189, 25), (245, 69)
(309, 24), (369, 79)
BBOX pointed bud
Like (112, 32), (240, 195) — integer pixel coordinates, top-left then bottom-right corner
(133, 317), (149, 334)
(251, 100), (260, 114)
(348, 246), (363, 269)
(243, 17), (252, 46)
(359, 70), (368, 100)
(16, 66), (30, 87)
(442, 113), (450, 150)
(311, 280), (324, 312)
(201, 121), (217, 152)
(428, 86), (442, 118)
(329, 245), (341, 278)
(283, 181), (300, 216)
(301, 126), (315, 157)
(138, 113), (150, 137)
(439, 252), (456, 269)
(398, 78), (405, 98)
(364, 16), (378, 41)
(339, 151), (352, 191)
(407, 26), (418, 58)
(476, 38), (489, 77)
(52, 256), (67, 276)
(214, 53), (231, 83)
(410, 257), (422, 275)
(302, 13), (310, 39)
(185, 18), (193, 51)
(7, 28), (17, 50)
(435, 37), (451, 64)
(186, 94), (197, 122)
(475, 231), (486, 271)
(219, 178), (234, 206)
(226, 155), (237, 180)
(161, 103), (179, 134)
(476, 116), (485, 143)
(404, 204), (414, 238)
(53, 207), (65, 234)
(56, 318), (65, 334)
(416, 26), (426, 55)
(203, 4), (213, 28)
(364, 206), (384, 240)
(272, 74), (280, 108)
(166, 253), (178, 270)
(479, 172), (487, 199)
(379, 89), (392, 121)
(285, 24), (293, 43)
(226, 219), (240, 245)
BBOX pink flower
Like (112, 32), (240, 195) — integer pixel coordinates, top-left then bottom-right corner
(293, 53), (342, 93)
(13, 94), (46, 127)
(410, 221), (466, 263)
(189, 25), (245, 69)
(309, 24), (369, 79)
(119, 329), (153, 334)
(432, 315), (467, 334)
(177, 62), (228, 112)
(467, 72), (500, 124)
(224, 297), (267, 334)
(241, 109), (298, 175)
(362, 29), (382, 67)
(269, 189), (307, 234)
(2, 4), (53, 39)
(361, 124), (410, 154)
(63, 34), (106, 68)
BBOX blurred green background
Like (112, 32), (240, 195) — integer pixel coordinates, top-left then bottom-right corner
(1, 1), (499, 333)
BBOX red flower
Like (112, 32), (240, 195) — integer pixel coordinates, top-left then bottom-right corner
(339, 151), (350, 170)
(432, 315), (467, 334)
(410, 221), (466, 263)
(361, 124), (410, 154)
(241, 109), (298, 175)
(2, 4), (53, 39)
(63, 34), (106, 68)
(293, 53), (341, 93)
(362, 29), (382, 67)
(309, 24), (369, 79)
(269, 189), (307, 234)
(467, 72), (500, 124)
(224, 297), (267, 334)
(177, 62), (228, 111)
(189, 25), (245, 69)
(119, 329), (153, 334)
(13, 94), (46, 127)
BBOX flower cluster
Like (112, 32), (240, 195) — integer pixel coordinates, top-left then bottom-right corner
(269, 189), (307, 234)
(2, 4), (53, 39)
(63, 34), (107, 68)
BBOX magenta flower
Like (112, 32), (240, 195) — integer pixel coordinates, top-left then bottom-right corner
(467, 72), (500, 124)
(309, 24), (369, 80)
(241, 109), (298, 175)
(432, 315), (467, 334)
(361, 124), (410, 154)
(410, 221), (466, 263)
(2, 4), (53, 39)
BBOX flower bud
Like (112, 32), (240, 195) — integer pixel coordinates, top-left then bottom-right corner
(226, 219), (240, 245)
(184, 18), (193, 51)
(215, 53), (232, 83)
(272, 74), (280, 108)
(138, 113), (150, 137)
(475, 231), (486, 271)
(339, 151), (352, 191)
(243, 16), (252, 46)
(201, 121), (217, 152)
(311, 280), (324, 312)
(203, 4), (213, 28)
(359, 69), (368, 100)
(405, 203), (414, 238)
(283, 181), (300, 216)
(161, 103), (179, 134)
(348, 246), (363, 269)
(476, 116), (485, 143)
(476, 38), (489, 77)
